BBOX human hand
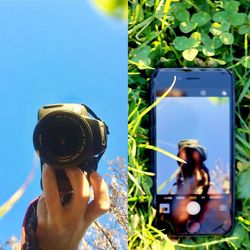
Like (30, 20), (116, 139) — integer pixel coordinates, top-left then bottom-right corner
(36, 164), (110, 250)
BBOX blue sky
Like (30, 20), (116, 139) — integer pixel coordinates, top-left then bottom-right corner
(0, 0), (127, 244)
(156, 97), (230, 194)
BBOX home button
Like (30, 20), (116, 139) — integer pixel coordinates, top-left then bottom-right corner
(186, 220), (200, 233)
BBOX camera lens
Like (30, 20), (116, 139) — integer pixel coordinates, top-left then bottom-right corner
(33, 111), (92, 167)
(43, 118), (82, 157)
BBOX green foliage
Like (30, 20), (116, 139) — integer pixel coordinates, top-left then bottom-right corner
(128, 0), (250, 249)
(129, 0), (250, 65)
(93, 0), (127, 19)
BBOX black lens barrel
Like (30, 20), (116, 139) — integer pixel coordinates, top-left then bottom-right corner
(33, 110), (93, 168)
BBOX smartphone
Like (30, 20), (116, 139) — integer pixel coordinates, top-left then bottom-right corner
(151, 68), (234, 236)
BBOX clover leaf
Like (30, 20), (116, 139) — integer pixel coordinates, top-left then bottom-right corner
(178, 1), (192, 9)
(201, 33), (212, 47)
(191, 32), (201, 40)
(231, 13), (247, 26)
(202, 46), (215, 57)
(213, 11), (228, 23)
(212, 36), (223, 49)
(240, 56), (250, 69)
(219, 32), (234, 45)
(191, 12), (210, 27)
(213, 11), (246, 26)
(182, 48), (198, 61)
(239, 25), (250, 35)
(179, 21), (196, 33)
(190, 32), (201, 47)
(237, 169), (250, 199)
(201, 32), (223, 55)
(210, 21), (230, 36)
(174, 7), (190, 22)
(130, 45), (152, 69)
(225, 0), (240, 13)
(239, 13), (250, 35)
(132, 45), (151, 59)
(173, 36), (197, 51)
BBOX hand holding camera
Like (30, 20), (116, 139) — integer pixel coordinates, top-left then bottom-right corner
(36, 164), (109, 250)
(33, 103), (109, 204)
(22, 104), (110, 250)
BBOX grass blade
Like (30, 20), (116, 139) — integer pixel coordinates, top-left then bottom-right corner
(139, 144), (186, 164)
(0, 168), (35, 218)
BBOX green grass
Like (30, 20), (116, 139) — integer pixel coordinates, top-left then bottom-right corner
(128, 0), (250, 249)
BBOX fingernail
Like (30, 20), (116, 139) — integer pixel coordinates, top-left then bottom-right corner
(43, 163), (48, 168)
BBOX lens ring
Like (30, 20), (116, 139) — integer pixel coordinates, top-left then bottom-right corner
(33, 110), (93, 167)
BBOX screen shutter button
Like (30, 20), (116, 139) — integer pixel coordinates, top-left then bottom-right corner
(186, 201), (201, 215)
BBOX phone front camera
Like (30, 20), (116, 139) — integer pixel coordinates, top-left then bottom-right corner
(200, 90), (206, 96)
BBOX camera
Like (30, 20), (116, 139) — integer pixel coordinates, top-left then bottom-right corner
(33, 103), (109, 172)
(176, 139), (210, 195)
(177, 139), (207, 163)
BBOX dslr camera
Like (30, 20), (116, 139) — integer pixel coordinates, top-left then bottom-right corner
(178, 139), (207, 163)
(33, 103), (109, 172)
(176, 139), (210, 195)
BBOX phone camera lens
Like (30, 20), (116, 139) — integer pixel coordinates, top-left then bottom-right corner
(200, 90), (206, 96)
(222, 90), (227, 96)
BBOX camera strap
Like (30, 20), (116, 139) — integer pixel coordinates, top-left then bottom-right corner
(83, 104), (110, 135)
(81, 104), (109, 172)
(80, 151), (105, 172)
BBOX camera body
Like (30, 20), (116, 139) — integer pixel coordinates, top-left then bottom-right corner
(176, 139), (210, 195)
(33, 103), (108, 172)
(178, 139), (207, 163)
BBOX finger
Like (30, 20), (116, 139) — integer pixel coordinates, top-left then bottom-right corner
(37, 194), (48, 226)
(84, 172), (110, 226)
(64, 167), (89, 211)
(42, 164), (62, 217)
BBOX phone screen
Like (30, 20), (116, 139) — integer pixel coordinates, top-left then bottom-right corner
(152, 69), (234, 235)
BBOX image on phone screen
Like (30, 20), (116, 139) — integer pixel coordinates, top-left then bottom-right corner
(152, 69), (234, 235)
